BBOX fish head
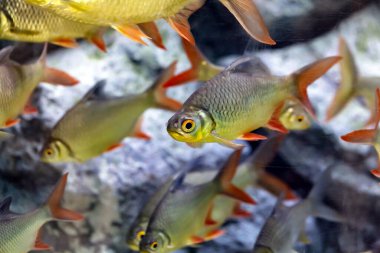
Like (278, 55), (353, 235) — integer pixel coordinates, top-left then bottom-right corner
(41, 139), (72, 163)
(139, 230), (170, 253)
(252, 246), (274, 253)
(167, 107), (214, 143)
(280, 104), (311, 131)
(126, 223), (148, 251)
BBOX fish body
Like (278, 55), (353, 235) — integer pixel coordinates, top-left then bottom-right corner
(0, 174), (83, 253)
(42, 62), (181, 163)
(140, 150), (255, 253)
(26, 0), (275, 45)
(167, 56), (340, 148)
(0, 45), (78, 128)
(0, 0), (103, 48)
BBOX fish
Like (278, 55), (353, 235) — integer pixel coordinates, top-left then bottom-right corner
(0, 131), (13, 141)
(341, 88), (380, 177)
(166, 56), (340, 149)
(326, 37), (380, 124)
(139, 149), (255, 253)
(126, 177), (175, 251)
(0, 44), (78, 128)
(279, 100), (312, 131)
(25, 0), (275, 46)
(0, 173), (83, 253)
(41, 62), (182, 163)
(0, 0), (106, 51)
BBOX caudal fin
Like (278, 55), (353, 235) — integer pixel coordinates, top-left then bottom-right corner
(215, 150), (256, 204)
(219, 0), (275, 45)
(148, 62), (182, 111)
(292, 56), (341, 116)
(325, 37), (358, 121)
(47, 173), (84, 221)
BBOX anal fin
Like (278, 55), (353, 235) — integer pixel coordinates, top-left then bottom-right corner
(34, 229), (52, 251)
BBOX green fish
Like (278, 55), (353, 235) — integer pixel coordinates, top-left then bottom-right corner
(0, 44), (78, 128)
(139, 149), (255, 253)
(166, 56), (340, 149)
(0, 173), (83, 253)
(41, 62), (181, 163)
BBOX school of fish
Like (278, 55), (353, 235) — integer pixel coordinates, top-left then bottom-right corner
(0, 0), (378, 253)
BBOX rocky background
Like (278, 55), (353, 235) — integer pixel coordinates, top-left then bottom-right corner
(1, 0), (380, 252)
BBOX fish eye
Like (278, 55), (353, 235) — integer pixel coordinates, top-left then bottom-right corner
(181, 119), (195, 133)
(44, 148), (54, 156)
(297, 116), (304, 122)
(150, 241), (158, 250)
(137, 230), (145, 240)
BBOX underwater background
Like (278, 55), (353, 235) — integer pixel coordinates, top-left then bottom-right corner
(1, 0), (380, 252)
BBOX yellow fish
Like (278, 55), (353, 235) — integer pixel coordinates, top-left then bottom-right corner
(0, 44), (78, 128)
(326, 37), (380, 124)
(25, 0), (275, 46)
(279, 100), (312, 131)
(0, 173), (83, 253)
(0, 0), (106, 51)
(41, 62), (181, 163)
(166, 56), (340, 149)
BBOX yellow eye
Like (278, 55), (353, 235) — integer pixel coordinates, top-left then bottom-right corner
(181, 119), (195, 133)
(44, 148), (54, 156)
(137, 231), (145, 240)
(297, 116), (304, 122)
(150, 242), (158, 249)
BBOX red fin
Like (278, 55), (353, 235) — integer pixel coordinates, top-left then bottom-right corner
(5, 118), (20, 127)
(190, 236), (204, 244)
(267, 118), (289, 134)
(163, 69), (198, 88)
(293, 56), (341, 116)
(205, 204), (217, 226)
(23, 104), (38, 115)
(257, 172), (297, 200)
(340, 129), (376, 144)
(205, 229), (225, 241)
(33, 229), (51, 251)
(151, 61), (182, 111)
(168, 17), (195, 45)
(132, 116), (151, 140)
(43, 67), (79, 86)
(233, 202), (252, 218)
(89, 34), (107, 53)
(138, 22), (166, 50)
(371, 168), (380, 178)
(106, 143), (123, 152)
(216, 150), (256, 204)
(238, 133), (267, 141)
(47, 173), (84, 221)
(219, 0), (275, 45)
(112, 24), (149, 45)
(51, 39), (78, 48)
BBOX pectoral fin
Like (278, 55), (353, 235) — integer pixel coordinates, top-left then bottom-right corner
(51, 38), (78, 48)
(43, 67), (79, 86)
(237, 133), (267, 141)
(205, 229), (225, 240)
(211, 131), (244, 149)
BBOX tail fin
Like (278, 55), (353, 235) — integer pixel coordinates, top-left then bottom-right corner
(340, 88), (380, 144)
(148, 61), (182, 111)
(219, 0), (275, 45)
(138, 22), (166, 50)
(214, 150), (256, 204)
(326, 37), (358, 121)
(292, 56), (341, 115)
(47, 173), (84, 221)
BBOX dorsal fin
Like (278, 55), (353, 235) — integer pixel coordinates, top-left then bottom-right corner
(80, 80), (107, 103)
(225, 56), (270, 76)
(0, 46), (14, 64)
(0, 197), (12, 214)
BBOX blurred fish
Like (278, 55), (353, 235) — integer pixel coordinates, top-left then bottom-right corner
(326, 37), (380, 124)
(25, 0), (275, 46)
(0, 173), (83, 253)
(0, 0), (106, 51)
(140, 149), (255, 253)
(167, 56), (340, 149)
(341, 89), (380, 177)
(279, 100), (312, 131)
(0, 44), (78, 128)
(127, 177), (175, 251)
(41, 62), (181, 163)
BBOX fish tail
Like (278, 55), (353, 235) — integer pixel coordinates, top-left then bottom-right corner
(46, 173), (84, 221)
(325, 37), (358, 121)
(292, 56), (341, 116)
(218, 0), (275, 45)
(148, 61), (182, 111)
(215, 150), (256, 204)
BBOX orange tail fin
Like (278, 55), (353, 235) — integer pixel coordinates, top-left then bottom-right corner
(47, 173), (84, 221)
(293, 56), (341, 116)
(219, 0), (275, 45)
(149, 61), (182, 111)
(138, 22), (166, 50)
(215, 150), (256, 204)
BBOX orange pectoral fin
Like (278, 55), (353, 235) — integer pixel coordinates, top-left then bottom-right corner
(43, 67), (79, 86)
(5, 118), (20, 128)
(340, 129), (376, 144)
(205, 229), (225, 241)
(237, 133), (267, 141)
(34, 229), (51, 251)
(112, 24), (149, 45)
(106, 143), (123, 152)
(51, 38), (78, 48)
(232, 202), (252, 218)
